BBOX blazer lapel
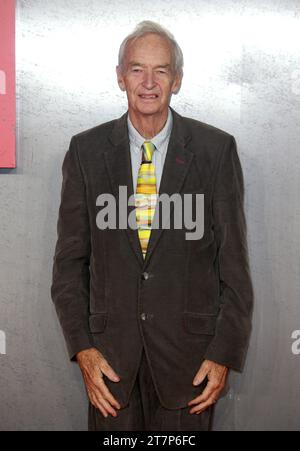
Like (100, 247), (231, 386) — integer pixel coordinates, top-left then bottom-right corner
(143, 108), (193, 267)
(105, 108), (193, 269)
(105, 112), (145, 267)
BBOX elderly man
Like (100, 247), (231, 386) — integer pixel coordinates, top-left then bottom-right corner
(51, 21), (253, 431)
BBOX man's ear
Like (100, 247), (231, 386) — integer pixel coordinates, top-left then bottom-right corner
(116, 65), (126, 92)
(172, 72), (183, 95)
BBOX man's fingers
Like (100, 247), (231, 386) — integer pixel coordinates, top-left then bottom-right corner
(95, 392), (118, 418)
(89, 392), (109, 419)
(189, 372), (227, 413)
(90, 388), (118, 418)
(89, 375), (121, 413)
(188, 361), (229, 414)
(78, 350), (122, 418)
(100, 361), (121, 383)
(188, 380), (219, 406)
(97, 377), (121, 410)
(193, 397), (217, 415)
(83, 369), (121, 416)
(193, 363), (209, 386)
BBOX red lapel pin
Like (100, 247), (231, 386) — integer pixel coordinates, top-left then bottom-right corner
(175, 156), (185, 165)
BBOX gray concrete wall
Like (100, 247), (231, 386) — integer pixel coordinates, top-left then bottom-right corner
(0, 0), (299, 430)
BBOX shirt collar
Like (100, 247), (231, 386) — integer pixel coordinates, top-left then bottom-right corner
(127, 107), (173, 154)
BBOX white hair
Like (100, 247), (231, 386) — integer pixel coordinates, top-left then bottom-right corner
(118, 20), (184, 75)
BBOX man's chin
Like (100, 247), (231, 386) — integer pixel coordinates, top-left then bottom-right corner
(134, 103), (164, 116)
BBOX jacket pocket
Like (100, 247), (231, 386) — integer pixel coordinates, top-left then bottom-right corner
(183, 312), (217, 335)
(89, 313), (108, 333)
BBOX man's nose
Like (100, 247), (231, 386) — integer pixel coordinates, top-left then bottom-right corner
(142, 71), (156, 89)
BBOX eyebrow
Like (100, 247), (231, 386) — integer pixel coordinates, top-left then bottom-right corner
(129, 62), (171, 69)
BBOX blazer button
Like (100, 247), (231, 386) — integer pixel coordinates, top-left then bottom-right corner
(142, 272), (149, 280)
(141, 313), (147, 321)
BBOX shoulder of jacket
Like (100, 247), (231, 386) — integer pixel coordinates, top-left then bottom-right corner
(72, 117), (117, 142)
(181, 114), (233, 141)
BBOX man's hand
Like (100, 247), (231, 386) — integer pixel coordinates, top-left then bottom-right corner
(188, 360), (229, 414)
(76, 347), (121, 418)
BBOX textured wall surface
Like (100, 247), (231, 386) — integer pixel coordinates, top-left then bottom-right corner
(0, 0), (300, 431)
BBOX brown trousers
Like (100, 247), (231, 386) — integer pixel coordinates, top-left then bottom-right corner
(88, 347), (214, 431)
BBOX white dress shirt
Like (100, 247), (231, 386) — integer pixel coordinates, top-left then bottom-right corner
(127, 107), (173, 194)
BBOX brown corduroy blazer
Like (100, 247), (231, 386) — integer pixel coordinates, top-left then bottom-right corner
(51, 107), (253, 409)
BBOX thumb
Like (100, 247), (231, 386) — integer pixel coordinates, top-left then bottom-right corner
(193, 361), (210, 386)
(100, 360), (121, 383)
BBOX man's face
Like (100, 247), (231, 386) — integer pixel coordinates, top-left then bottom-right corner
(116, 33), (182, 117)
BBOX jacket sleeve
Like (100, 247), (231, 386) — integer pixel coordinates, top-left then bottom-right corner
(51, 136), (94, 361)
(204, 135), (254, 371)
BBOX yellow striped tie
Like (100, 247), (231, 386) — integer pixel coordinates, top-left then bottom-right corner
(135, 141), (157, 259)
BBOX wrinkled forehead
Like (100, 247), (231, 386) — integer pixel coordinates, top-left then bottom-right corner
(124, 33), (175, 67)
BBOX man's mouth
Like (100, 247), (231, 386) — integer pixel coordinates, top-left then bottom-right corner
(139, 94), (159, 100)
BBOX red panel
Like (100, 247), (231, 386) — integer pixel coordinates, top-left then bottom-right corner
(0, 0), (16, 168)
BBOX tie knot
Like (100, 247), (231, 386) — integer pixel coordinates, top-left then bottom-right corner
(142, 141), (155, 163)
